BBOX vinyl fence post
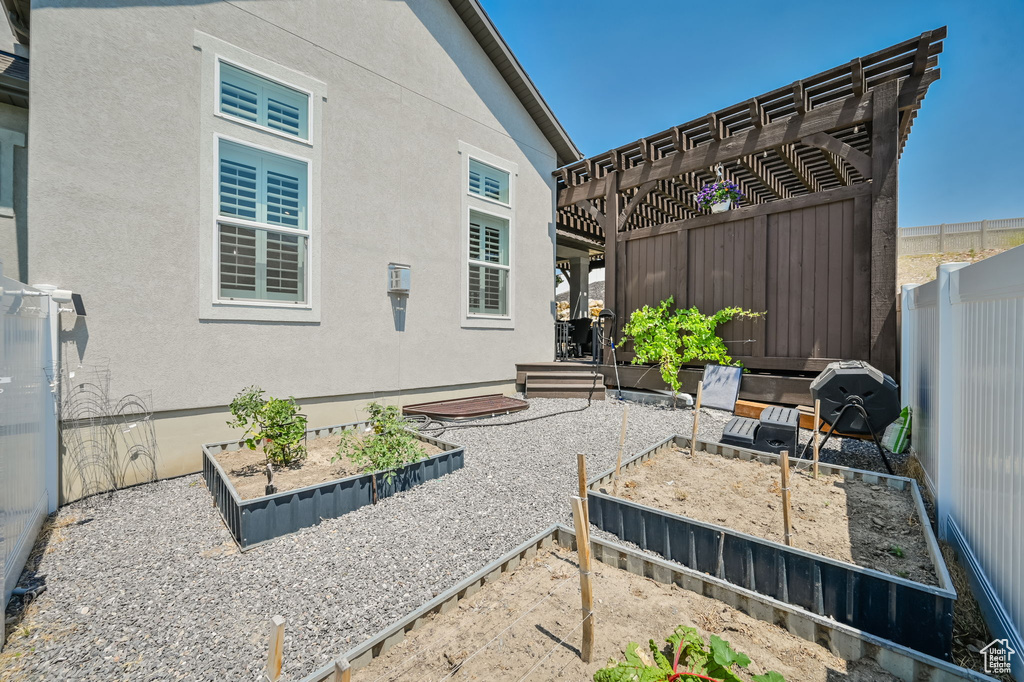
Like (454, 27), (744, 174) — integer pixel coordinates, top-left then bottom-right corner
(935, 262), (967, 540)
(980, 219), (989, 250)
(938, 223), (946, 253)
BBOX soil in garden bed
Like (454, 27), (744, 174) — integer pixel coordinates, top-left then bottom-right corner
(214, 433), (443, 501)
(354, 546), (902, 681)
(608, 446), (939, 586)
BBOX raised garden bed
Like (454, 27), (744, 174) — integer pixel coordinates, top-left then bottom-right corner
(299, 525), (992, 682)
(202, 422), (463, 548)
(587, 435), (957, 660)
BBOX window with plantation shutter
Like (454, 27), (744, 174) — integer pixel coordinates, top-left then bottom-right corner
(468, 159), (509, 204)
(217, 139), (308, 303)
(467, 210), (509, 316)
(219, 62), (309, 139)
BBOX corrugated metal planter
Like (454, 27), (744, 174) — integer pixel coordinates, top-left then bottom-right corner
(299, 524), (992, 682)
(202, 422), (463, 549)
(587, 434), (957, 661)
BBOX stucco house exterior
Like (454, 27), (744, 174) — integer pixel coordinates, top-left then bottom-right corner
(0, 0), (581, 500)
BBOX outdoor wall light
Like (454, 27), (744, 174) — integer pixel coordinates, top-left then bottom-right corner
(387, 263), (411, 295)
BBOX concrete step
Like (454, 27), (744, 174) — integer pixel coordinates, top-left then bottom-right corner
(525, 372), (603, 384)
(526, 384), (606, 400)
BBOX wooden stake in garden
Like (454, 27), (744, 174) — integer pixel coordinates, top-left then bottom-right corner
(577, 453), (590, 528)
(690, 381), (704, 455)
(779, 450), (793, 546)
(333, 657), (351, 682)
(571, 495), (596, 663)
(611, 406), (630, 495)
(812, 399), (821, 479)
(264, 615), (286, 682)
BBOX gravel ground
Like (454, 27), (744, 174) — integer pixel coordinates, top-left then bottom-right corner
(2, 397), (900, 681)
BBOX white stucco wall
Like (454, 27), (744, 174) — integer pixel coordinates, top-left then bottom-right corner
(28, 0), (557, 410)
(27, 0), (560, 484)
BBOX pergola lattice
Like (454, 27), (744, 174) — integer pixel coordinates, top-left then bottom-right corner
(555, 28), (944, 243)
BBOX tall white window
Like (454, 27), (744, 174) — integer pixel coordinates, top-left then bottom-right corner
(468, 210), (509, 316)
(461, 144), (516, 328)
(218, 139), (309, 303)
(219, 62), (310, 140)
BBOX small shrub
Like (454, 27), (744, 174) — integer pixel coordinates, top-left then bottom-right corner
(227, 386), (307, 466)
(594, 624), (785, 682)
(620, 297), (762, 403)
(334, 402), (426, 482)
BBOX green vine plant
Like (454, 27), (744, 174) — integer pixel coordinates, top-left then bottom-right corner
(620, 297), (763, 405)
(227, 386), (307, 467)
(594, 625), (785, 682)
(333, 402), (426, 483)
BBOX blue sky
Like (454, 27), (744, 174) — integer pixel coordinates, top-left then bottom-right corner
(480, 0), (1024, 228)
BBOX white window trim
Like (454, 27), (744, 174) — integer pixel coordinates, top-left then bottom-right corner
(215, 56), (314, 147)
(195, 31), (325, 323)
(459, 142), (517, 329)
(212, 132), (314, 309)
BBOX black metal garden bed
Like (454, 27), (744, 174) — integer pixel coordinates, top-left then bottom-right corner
(586, 434), (957, 661)
(202, 422), (463, 549)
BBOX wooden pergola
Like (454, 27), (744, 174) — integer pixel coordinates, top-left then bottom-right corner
(554, 28), (944, 389)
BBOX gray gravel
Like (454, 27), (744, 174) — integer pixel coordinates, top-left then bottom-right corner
(3, 397), (899, 680)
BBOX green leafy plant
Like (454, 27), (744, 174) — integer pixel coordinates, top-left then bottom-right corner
(334, 402), (426, 483)
(620, 297), (763, 403)
(227, 386), (307, 466)
(887, 544), (905, 558)
(594, 625), (785, 682)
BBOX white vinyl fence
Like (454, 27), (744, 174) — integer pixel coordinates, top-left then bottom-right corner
(902, 246), (1024, 679)
(1, 262), (58, 607)
(899, 216), (1024, 255)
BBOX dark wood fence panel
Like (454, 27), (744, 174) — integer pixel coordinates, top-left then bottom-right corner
(615, 187), (876, 374)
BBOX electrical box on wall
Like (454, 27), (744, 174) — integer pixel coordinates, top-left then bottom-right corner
(387, 263), (411, 294)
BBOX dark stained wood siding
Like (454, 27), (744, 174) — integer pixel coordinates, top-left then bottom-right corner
(616, 192), (874, 373)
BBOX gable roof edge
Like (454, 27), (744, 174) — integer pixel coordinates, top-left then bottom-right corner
(446, 0), (581, 167)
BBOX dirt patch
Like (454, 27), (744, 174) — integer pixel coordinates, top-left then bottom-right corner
(213, 432), (442, 501)
(898, 248), (1009, 289)
(609, 446), (938, 586)
(355, 546), (902, 681)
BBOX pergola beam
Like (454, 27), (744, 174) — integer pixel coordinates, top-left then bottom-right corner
(559, 93), (873, 207)
(773, 144), (822, 194)
(738, 153), (793, 199)
(557, 71), (938, 208)
(799, 131), (873, 177)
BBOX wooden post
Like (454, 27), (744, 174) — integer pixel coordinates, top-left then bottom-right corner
(333, 657), (351, 682)
(690, 381), (704, 454)
(571, 496), (596, 663)
(264, 615), (286, 682)
(611, 406), (630, 495)
(779, 450), (793, 546)
(576, 453), (590, 528)
(812, 399), (821, 479)
(869, 78), (900, 377)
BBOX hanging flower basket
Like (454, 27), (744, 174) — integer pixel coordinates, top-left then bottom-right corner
(696, 181), (743, 214)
